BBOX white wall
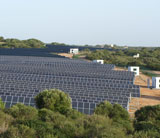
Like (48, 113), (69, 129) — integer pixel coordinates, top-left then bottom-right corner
(70, 48), (79, 54)
(152, 77), (160, 89)
(93, 60), (104, 64)
(133, 53), (140, 58)
(128, 66), (139, 76)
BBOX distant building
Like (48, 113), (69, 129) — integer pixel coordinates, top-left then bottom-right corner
(123, 46), (128, 49)
(152, 77), (160, 89)
(110, 44), (114, 47)
(70, 48), (79, 54)
(128, 66), (139, 76)
(133, 53), (140, 58)
(93, 60), (104, 64)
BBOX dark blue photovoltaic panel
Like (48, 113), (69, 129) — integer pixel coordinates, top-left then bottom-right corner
(0, 55), (140, 114)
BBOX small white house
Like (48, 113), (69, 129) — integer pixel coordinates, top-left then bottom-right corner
(152, 77), (160, 89)
(128, 66), (139, 76)
(133, 53), (140, 58)
(70, 48), (79, 54)
(93, 60), (104, 64)
(110, 44), (114, 48)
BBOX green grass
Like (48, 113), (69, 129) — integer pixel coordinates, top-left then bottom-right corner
(72, 54), (80, 59)
(141, 70), (158, 77)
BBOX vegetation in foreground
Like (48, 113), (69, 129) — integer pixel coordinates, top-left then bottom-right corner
(0, 89), (159, 138)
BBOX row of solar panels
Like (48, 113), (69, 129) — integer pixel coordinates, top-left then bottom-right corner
(0, 56), (140, 114)
(0, 74), (134, 84)
(0, 80), (140, 97)
(0, 45), (113, 57)
(0, 68), (135, 81)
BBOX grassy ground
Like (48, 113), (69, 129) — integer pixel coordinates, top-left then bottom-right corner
(141, 70), (160, 77)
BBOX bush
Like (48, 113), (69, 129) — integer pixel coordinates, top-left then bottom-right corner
(0, 125), (36, 138)
(77, 115), (127, 138)
(94, 101), (113, 117)
(135, 105), (160, 122)
(19, 120), (56, 138)
(0, 111), (13, 134)
(7, 103), (38, 120)
(0, 98), (5, 110)
(65, 108), (84, 119)
(134, 105), (160, 132)
(94, 101), (130, 121)
(134, 121), (158, 131)
(94, 101), (133, 134)
(38, 108), (66, 123)
(133, 130), (160, 138)
(0, 37), (45, 48)
(35, 89), (72, 114)
(111, 104), (130, 121)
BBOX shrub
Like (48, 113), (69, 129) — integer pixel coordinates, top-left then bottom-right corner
(0, 125), (36, 138)
(77, 115), (127, 138)
(0, 98), (5, 110)
(38, 108), (66, 123)
(0, 111), (13, 134)
(94, 101), (113, 117)
(35, 89), (72, 114)
(7, 103), (38, 120)
(135, 105), (160, 122)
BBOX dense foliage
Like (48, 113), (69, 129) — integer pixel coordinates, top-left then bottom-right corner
(0, 90), (159, 137)
(0, 36), (45, 48)
(35, 89), (72, 114)
(86, 48), (160, 70)
(51, 42), (67, 46)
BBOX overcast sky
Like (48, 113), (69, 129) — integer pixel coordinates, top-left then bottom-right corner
(0, 0), (160, 46)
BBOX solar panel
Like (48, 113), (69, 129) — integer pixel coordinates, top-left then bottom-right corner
(0, 55), (140, 114)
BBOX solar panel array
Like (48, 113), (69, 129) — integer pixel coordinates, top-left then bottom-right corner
(0, 56), (140, 114)
(0, 45), (117, 57)
(0, 48), (66, 57)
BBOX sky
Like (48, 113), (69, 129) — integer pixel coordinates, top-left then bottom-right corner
(0, 0), (160, 46)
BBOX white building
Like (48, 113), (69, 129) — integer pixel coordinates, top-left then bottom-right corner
(110, 44), (114, 48)
(128, 66), (139, 76)
(133, 53), (140, 58)
(93, 60), (104, 64)
(152, 77), (160, 89)
(70, 48), (79, 54)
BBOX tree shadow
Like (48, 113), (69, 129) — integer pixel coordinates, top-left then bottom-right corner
(141, 95), (160, 101)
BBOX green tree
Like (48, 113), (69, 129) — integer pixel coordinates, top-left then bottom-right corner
(38, 108), (66, 123)
(0, 111), (13, 134)
(94, 101), (133, 134)
(135, 105), (160, 122)
(0, 37), (4, 42)
(77, 115), (127, 138)
(0, 98), (5, 110)
(35, 89), (72, 114)
(133, 130), (160, 138)
(0, 125), (36, 138)
(111, 104), (130, 121)
(7, 103), (38, 120)
(134, 105), (160, 133)
(94, 101), (113, 117)
(19, 119), (56, 138)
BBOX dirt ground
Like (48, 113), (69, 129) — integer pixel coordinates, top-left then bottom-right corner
(58, 53), (91, 62)
(115, 67), (160, 114)
(58, 53), (73, 58)
(134, 73), (160, 107)
(56, 55), (160, 114)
